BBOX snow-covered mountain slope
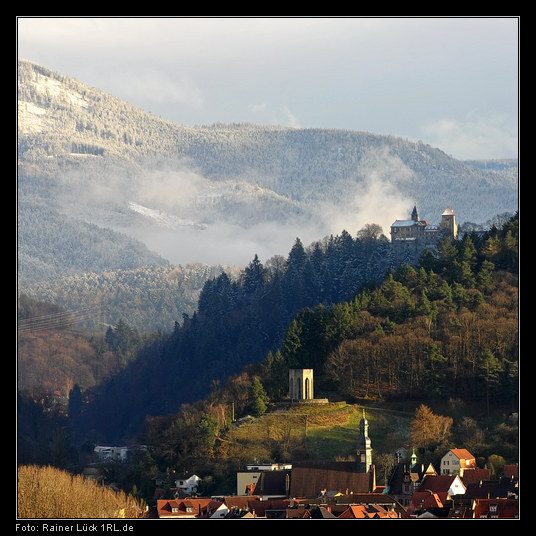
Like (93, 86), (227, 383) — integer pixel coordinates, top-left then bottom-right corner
(18, 58), (518, 280)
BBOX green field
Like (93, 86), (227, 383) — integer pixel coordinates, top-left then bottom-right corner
(225, 402), (413, 465)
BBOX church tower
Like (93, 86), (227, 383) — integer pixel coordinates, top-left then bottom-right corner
(411, 204), (420, 222)
(357, 409), (372, 473)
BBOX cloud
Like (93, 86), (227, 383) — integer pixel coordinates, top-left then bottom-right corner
(248, 102), (301, 128)
(142, 220), (308, 267)
(18, 17), (518, 160)
(110, 71), (205, 110)
(74, 146), (414, 267)
(135, 166), (212, 208)
(129, 146), (416, 266)
(314, 146), (414, 239)
(422, 114), (518, 160)
(282, 107), (301, 128)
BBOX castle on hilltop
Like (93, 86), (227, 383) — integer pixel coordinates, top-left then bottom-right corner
(390, 204), (457, 245)
(389, 205), (458, 263)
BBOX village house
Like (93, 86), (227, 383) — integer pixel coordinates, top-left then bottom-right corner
(387, 461), (438, 508)
(152, 470), (202, 497)
(406, 474), (466, 518)
(421, 474), (467, 500)
(92, 444), (148, 464)
(174, 472), (202, 495)
(472, 498), (519, 519)
(245, 467), (292, 499)
(290, 462), (376, 498)
(440, 448), (476, 476)
(156, 498), (225, 519)
(236, 463), (292, 497)
(94, 445), (129, 463)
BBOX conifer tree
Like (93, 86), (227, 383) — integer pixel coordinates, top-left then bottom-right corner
(250, 377), (269, 417)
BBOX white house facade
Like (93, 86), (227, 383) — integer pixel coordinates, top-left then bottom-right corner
(174, 473), (202, 495)
(441, 449), (476, 476)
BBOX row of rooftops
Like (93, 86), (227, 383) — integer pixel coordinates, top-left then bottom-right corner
(153, 460), (518, 518)
(155, 471), (518, 519)
(155, 495), (402, 518)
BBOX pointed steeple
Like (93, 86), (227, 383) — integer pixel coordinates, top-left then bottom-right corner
(357, 409), (372, 473)
(411, 204), (419, 222)
(411, 448), (417, 468)
(359, 409), (368, 435)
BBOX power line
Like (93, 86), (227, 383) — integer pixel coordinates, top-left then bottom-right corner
(17, 306), (103, 333)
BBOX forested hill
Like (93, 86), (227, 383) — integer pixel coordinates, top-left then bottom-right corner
(76, 231), (395, 440)
(17, 200), (167, 287)
(76, 214), (518, 444)
(18, 58), (518, 290)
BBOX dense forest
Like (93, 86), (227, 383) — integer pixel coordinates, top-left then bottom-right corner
(17, 201), (167, 288)
(19, 263), (239, 333)
(196, 212), (518, 415)
(71, 228), (398, 442)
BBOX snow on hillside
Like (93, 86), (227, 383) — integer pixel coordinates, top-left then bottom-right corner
(128, 201), (206, 230)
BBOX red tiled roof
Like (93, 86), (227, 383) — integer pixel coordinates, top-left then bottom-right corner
(503, 464), (518, 478)
(368, 505), (398, 518)
(464, 481), (500, 499)
(248, 499), (290, 517)
(338, 505), (369, 518)
(156, 498), (220, 518)
(223, 496), (260, 510)
(449, 448), (474, 460)
(290, 462), (372, 498)
(460, 468), (492, 485)
(473, 498), (518, 519)
(338, 504), (398, 519)
(418, 474), (458, 493)
(410, 491), (444, 510)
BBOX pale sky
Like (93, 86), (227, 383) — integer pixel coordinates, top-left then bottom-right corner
(17, 16), (519, 160)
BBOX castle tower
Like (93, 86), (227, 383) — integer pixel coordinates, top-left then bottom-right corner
(289, 369), (314, 401)
(357, 409), (372, 473)
(440, 206), (457, 238)
(411, 204), (420, 222)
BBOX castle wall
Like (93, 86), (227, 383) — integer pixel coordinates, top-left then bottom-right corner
(390, 206), (457, 264)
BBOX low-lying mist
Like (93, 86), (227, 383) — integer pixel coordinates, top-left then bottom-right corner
(55, 146), (416, 268)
